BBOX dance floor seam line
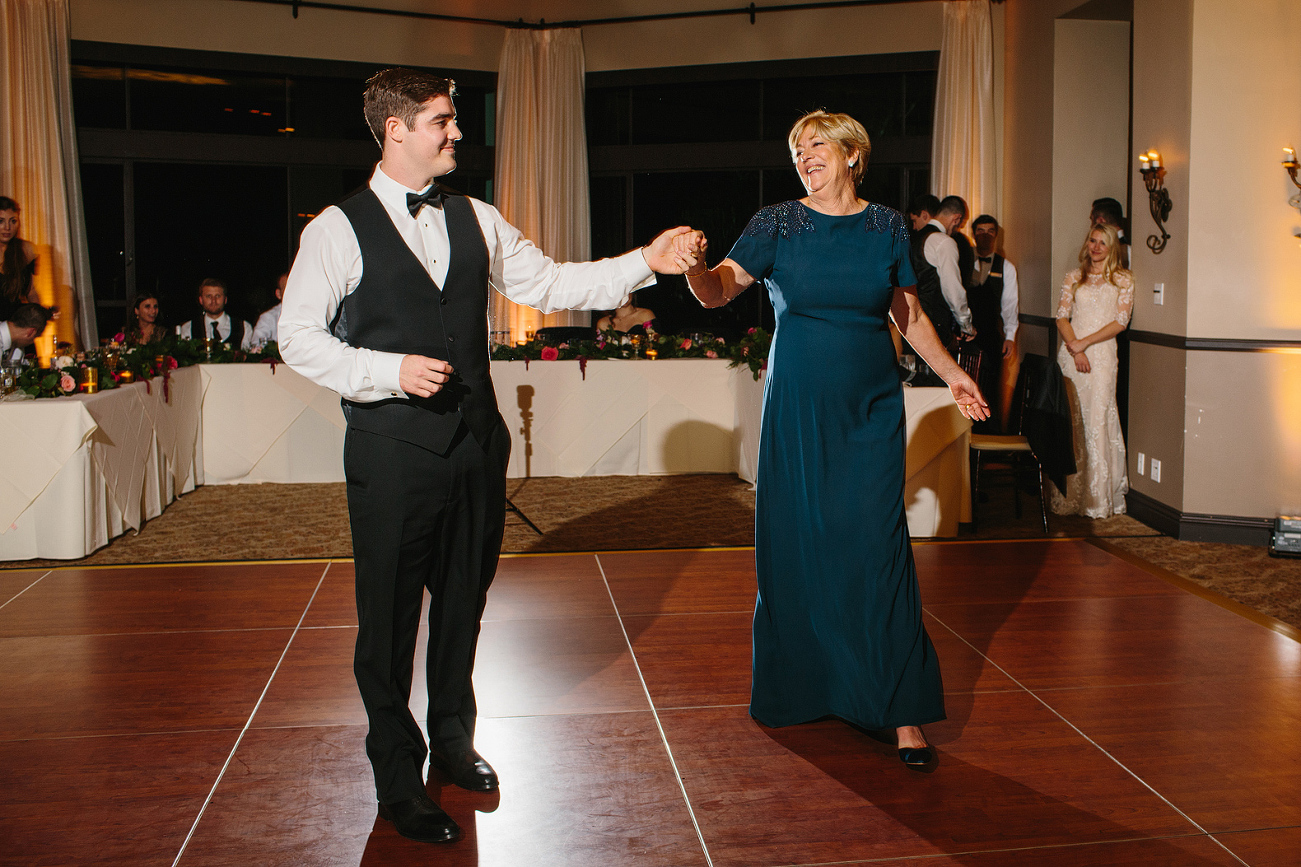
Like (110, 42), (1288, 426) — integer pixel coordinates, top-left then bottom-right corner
(1089, 538), (1301, 645)
(167, 560), (334, 867)
(594, 552), (717, 867)
(923, 608), (1253, 867)
(0, 569), (51, 610)
(779, 831), (1235, 866)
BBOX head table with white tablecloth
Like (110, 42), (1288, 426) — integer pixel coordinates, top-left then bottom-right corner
(0, 361), (970, 560)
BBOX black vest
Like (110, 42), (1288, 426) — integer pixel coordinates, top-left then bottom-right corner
(908, 223), (957, 347)
(335, 187), (498, 454)
(191, 314), (244, 348)
(967, 252), (1006, 355)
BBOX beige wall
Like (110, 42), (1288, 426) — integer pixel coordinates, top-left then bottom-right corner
(1050, 19), (1130, 299)
(70, 0), (943, 73)
(1126, 342), (1186, 507)
(1186, 0), (1301, 340)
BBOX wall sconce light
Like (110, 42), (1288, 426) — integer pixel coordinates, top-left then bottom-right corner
(1284, 147), (1301, 219)
(1138, 150), (1172, 254)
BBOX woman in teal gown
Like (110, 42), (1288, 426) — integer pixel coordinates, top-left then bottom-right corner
(680, 111), (988, 770)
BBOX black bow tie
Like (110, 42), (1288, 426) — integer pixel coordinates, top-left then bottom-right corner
(407, 187), (445, 217)
(978, 256), (993, 263)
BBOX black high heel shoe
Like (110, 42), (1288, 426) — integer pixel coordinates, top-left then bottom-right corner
(898, 744), (939, 773)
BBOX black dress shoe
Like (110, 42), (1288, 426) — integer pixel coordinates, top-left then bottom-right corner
(430, 749), (499, 792)
(898, 745), (939, 773)
(377, 793), (460, 843)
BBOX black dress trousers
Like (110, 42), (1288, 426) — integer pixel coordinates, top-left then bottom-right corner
(343, 417), (509, 804)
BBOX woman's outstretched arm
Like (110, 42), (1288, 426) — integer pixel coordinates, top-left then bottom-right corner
(890, 284), (990, 421)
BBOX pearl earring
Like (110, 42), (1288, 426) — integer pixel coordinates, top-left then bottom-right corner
(848, 160), (856, 167)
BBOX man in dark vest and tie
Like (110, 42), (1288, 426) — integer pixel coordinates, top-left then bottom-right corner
(968, 214), (1021, 430)
(906, 195), (975, 385)
(279, 68), (702, 845)
(175, 278), (253, 349)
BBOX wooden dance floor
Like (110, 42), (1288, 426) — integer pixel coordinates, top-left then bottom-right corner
(2, 540), (1299, 865)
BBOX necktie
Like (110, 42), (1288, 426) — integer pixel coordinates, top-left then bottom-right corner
(978, 256), (993, 263)
(407, 187), (445, 217)
(212, 321), (220, 341)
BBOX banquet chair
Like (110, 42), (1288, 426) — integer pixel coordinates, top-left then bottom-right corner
(533, 326), (597, 345)
(957, 341), (982, 384)
(968, 362), (1049, 534)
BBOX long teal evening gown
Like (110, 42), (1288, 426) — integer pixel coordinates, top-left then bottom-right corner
(728, 201), (945, 730)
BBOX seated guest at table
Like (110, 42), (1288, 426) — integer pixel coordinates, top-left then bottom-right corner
(905, 194), (941, 232)
(251, 272), (287, 348)
(1, 196), (39, 322)
(123, 292), (167, 346)
(595, 291), (657, 334)
(1, 303), (52, 364)
(176, 278), (254, 349)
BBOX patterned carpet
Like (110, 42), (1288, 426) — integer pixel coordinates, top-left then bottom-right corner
(6, 475), (1299, 630)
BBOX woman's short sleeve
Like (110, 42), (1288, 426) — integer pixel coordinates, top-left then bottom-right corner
(725, 205), (787, 281)
(1114, 271), (1135, 327)
(887, 213), (916, 287)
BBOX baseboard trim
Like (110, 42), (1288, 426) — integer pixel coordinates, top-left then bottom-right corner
(1126, 490), (1274, 546)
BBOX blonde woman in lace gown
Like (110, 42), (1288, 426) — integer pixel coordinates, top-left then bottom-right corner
(1053, 223), (1133, 517)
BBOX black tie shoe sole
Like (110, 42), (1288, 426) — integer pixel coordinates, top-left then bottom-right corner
(898, 746), (939, 773)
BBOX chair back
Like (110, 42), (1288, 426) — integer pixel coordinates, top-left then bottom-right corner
(957, 342), (982, 384)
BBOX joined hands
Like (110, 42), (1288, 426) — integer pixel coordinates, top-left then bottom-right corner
(642, 227), (709, 275)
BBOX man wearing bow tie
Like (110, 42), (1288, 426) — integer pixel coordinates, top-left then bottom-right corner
(175, 278), (254, 349)
(279, 68), (701, 846)
(968, 214), (1020, 429)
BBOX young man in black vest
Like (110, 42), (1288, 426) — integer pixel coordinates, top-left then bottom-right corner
(906, 195), (975, 385)
(279, 68), (702, 845)
(968, 214), (1020, 430)
(175, 278), (253, 349)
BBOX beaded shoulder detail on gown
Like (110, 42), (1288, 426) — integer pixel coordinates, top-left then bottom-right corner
(742, 201), (816, 239)
(862, 203), (910, 244)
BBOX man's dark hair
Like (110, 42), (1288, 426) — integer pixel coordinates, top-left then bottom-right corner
(937, 195), (969, 218)
(906, 194), (941, 218)
(1091, 197), (1125, 227)
(363, 68), (457, 148)
(972, 214), (999, 231)
(9, 302), (51, 330)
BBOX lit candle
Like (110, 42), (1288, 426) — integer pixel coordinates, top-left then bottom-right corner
(1148, 151), (1163, 169)
(1286, 147), (1297, 165)
(1139, 154), (1150, 171)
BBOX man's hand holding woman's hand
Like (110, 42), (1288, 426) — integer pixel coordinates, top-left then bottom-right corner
(642, 226), (709, 275)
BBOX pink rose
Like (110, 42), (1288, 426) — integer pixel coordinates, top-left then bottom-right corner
(113, 332), (125, 343)
(540, 346), (559, 361)
(705, 350), (718, 358)
(680, 339), (693, 350)
(747, 327), (756, 335)
(60, 374), (77, 392)
(167, 356), (179, 369)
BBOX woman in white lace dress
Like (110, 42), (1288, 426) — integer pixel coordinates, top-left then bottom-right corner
(1052, 223), (1133, 517)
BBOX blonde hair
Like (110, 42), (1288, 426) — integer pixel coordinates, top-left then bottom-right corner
(1074, 222), (1126, 290)
(787, 110), (871, 186)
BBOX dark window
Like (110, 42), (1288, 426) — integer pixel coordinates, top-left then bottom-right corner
(130, 66), (288, 135)
(79, 163), (127, 336)
(763, 72), (903, 141)
(630, 80), (761, 145)
(71, 63), (127, 129)
(133, 163), (289, 327)
(589, 175), (628, 260)
(586, 87), (630, 147)
(286, 75), (372, 140)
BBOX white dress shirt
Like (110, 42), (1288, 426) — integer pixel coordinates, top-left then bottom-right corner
(251, 303), (282, 347)
(975, 256), (1021, 341)
(279, 165), (655, 403)
(177, 312), (256, 350)
(922, 219), (974, 334)
(0, 322), (23, 364)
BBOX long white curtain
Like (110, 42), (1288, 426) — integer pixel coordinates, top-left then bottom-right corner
(493, 27), (591, 339)
(1, 0), (96, 353)
(931, 0), (999, 221)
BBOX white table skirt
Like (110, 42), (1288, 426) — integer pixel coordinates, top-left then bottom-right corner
(0, 360), (972, 560)
(0, 367), (203, 560)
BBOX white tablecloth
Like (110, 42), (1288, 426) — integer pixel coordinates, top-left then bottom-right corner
(199, 363), (346, 484)
(0, 367), (203, 560)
